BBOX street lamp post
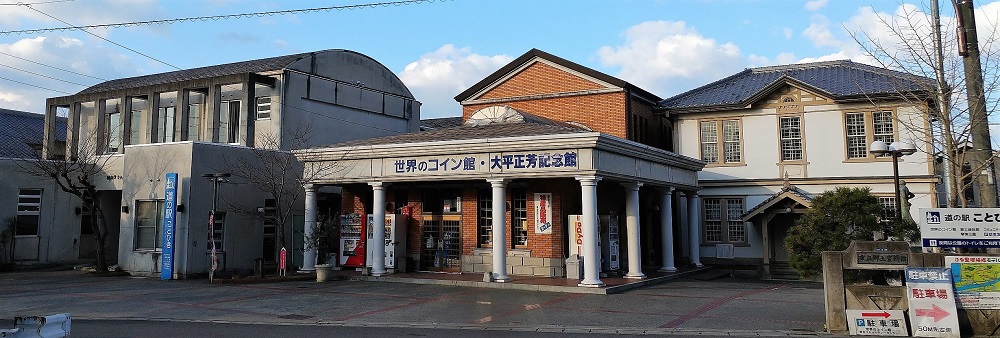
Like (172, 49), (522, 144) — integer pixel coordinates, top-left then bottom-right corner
(202, 172), (231, 284)
(869, 141), (917, 223)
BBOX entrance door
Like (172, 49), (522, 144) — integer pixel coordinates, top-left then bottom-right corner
(769, 214), (798, 263)
(420, 214), (461, 272)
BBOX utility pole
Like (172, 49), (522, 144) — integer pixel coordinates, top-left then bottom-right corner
(933, 0), (956, 207)
(956, 0), (998, 207)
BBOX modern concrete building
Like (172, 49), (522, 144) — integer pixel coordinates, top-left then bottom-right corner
(28, 49), (420, 277)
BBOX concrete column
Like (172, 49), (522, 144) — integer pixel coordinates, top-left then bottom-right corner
(487, 178), (510, 282)
(687, 191), (703, 267)
(659, 187), (676, 272)
(42, 103), (57, 159)
(179, 89), (190, 141)
(301, 184), (317, 271)
(243, 77), (256, 147)
(577, 176), (604, 287)
(67, 102), (81, 159)
(369, 182), (388, 276)
(622, 182), (645, 279)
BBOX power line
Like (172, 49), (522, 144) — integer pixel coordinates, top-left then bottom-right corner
(0, 51), (106, 81)
(0, 0), (73, 5)
(0, 0), (449, 35)
(18, 3), (181, 70)
(0, 62), (89, 86)
(0, 74), (71, 94)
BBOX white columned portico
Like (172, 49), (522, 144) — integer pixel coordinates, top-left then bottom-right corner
(487, 178), (511, 282)
(622, 182), (645, 279)
(301, 184), (318, 271)
(687, 191), (703, 267)
(577, 176), (604, 287)
(369, 182), (388, 276)
(659, 187), (676, 272)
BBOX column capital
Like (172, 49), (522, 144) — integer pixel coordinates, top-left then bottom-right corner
(303, 183), (316, 192)
(621, 182), (643, 191)
(368, 181), (388, 190)
(683, 190), (699, 198)
(575, 175), (602, 186)
(663, 186), (676, 193)
(486, 178), (509, 187)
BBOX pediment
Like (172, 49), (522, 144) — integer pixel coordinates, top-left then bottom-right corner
(464, 57), (620, 102)
(750, 84), (833, 112)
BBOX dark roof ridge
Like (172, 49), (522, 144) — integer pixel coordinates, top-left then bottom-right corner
(750, 59), (852, 73)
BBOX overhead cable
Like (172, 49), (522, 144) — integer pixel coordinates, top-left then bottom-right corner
(0, 0), (450, 35)
(0, 51), (107, 81)
(0, 74), (71, 94)
(18, 3), (181, 70)
(0, 62), (89, 86)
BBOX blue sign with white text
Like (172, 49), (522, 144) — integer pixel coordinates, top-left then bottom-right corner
(160, 173), (178, 280)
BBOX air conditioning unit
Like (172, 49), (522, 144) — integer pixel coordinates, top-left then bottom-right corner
(716, 244), (734, 259)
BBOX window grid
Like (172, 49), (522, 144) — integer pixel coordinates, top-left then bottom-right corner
(726, 198), (746, 242)
(722, 120), (741, 163)
(478, 191), (492, 246)
(845, 113), (867, 158)
(779, 116), (802, 161)
(512, 190), (527, 247)
(256, 97), (271, 119)
(878, 197), (896, 223)
(700, 121), (719, 163)
(873, 112), (894, 156)
(702, 197), (746, 244)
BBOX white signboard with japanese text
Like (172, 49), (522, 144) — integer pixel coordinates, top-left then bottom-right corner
(847, 310), (908, 336)
(568, 215), (584, 257)
(383, 150), (581, 177)
(534, 193), (553, 235)
(946, 256), (1000, 309)
(919, 208), (1000, 248)
(906, 267), (961, 338)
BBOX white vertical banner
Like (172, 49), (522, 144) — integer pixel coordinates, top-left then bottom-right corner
(534, 193), (553, 234)
(906, 267), (961, 337)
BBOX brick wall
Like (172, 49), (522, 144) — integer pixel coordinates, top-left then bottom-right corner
(479, 62), (604, 100)
(463, 92), (628, 138)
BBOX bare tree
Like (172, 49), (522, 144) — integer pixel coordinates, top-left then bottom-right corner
(848, 1), (1000, 207)
(14, 125), (118, 272)
(220, 123), (344, 268)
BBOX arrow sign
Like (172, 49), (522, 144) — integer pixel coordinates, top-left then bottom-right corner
(915, 304), (951, 322)
(861, 311), (891, 318)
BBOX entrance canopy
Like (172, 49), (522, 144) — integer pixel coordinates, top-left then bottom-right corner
(294, 106), (704, 187)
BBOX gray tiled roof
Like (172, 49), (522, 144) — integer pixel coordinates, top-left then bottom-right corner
(313, 121), (589, 149)
(420, 117), (463, 130)
(0, 108), (66, 158)
(741, 185), (813, 220)
(77, 53), (312, 94)
(659, 60), (934, 111)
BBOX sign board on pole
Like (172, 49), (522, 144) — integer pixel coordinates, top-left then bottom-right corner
(846, 309), (908, 336)
(906, 267), (961, 337)
(160, 173), (178, 281)
(919, 208), (1000, 247)
(279, 247), (287, 276)
(946, 256), (1000, 309)
(534, 193), (553, 234)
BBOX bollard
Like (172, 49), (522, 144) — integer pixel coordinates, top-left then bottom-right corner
(5, 313), (71, 338)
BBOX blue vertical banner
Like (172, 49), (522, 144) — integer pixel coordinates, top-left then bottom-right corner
(160, 173), (178, 280)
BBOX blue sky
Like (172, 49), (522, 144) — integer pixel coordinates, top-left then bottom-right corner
(1, 0), (999, 119)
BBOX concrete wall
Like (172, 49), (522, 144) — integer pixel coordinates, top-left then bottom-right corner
(0, 159), (88, 265)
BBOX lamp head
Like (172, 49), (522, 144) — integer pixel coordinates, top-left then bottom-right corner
(891, 141), (917, 156)
(869, 140), (890, 154)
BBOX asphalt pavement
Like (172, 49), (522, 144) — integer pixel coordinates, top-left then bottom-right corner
(0, 267), (842, 337)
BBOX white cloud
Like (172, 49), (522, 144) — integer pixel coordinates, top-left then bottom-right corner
(0, 0), (165, 38)
(596, 20), (745, 97)
(399, 45), (513, 118)
(804, 0), (828, 12)
(0, 36), (144, 113)
(783, 27), (794, 39)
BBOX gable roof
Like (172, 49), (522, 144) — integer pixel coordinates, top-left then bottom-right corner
(741, 185), (813, 222)
(0, 108), (66, 158)
(77, 52), (314, 95)
(659, 60), (934, 113)
(454, 48), (660, 103)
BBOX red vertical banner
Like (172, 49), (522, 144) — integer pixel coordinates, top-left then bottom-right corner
(279, 247), (287, 276)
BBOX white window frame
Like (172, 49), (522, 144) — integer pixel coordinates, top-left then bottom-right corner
(135, 199), (164, 250)
(255, 96), (271, 120)
(15, 189), (42, 236)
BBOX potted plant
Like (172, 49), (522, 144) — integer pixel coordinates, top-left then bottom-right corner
(308, 216), (337, 282)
